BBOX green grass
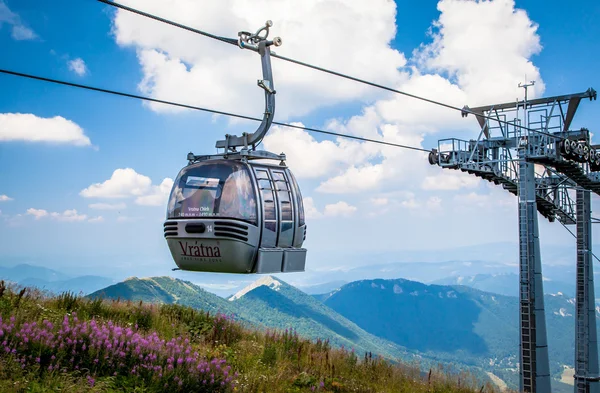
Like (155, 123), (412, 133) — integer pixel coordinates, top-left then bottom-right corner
(0, 280), (512, 393)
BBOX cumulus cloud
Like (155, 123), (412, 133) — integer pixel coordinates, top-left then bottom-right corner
(303, 197), (322, 219)
(453, 190), (515, 209)
(413, 0), (545, 104)
(107, 0), (546, 207)
(26, 208), (47, 220)
(262, 119), (380, 180)
(302, 197), (357, 219)
(135, 178), (174, 206)
(88, 216), (105, 223)
(271, 0), (543, 195)
(89, 202), (126, 210)
(0, 194), (13, 202)
(0, 113), (91, 146)
(80, 168), (152, 199)
(421, 172), (481, 190)
(68, 58), (87, 76)
(110, 0), (406, 118)
(0, 1), (37, 41)
(26, 208), (89, 222)
(80, 168), (173, 207)
(323, 201), (357, 217)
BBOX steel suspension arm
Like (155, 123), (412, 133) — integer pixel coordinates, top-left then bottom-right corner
(215, 21), (281, 151)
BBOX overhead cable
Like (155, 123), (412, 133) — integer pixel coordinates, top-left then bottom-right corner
(559, 221), (600, 264)
(96, 0), (566, 141)
(0, 68), (429, 153)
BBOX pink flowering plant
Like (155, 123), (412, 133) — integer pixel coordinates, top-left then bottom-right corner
(0, 312), (236, 392)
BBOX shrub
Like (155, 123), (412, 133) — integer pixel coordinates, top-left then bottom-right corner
(0, 313), (237, 392)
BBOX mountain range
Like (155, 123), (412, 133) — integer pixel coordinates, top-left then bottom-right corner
(87, 273), (585, 392)
(2, 260), (588, 392)
(88, 276), (423, 366)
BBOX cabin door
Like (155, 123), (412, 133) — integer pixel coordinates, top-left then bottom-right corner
(253, 167), (295, 248)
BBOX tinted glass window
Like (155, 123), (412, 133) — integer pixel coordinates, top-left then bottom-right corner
(167, 161), (257, 224)
(288, 170), (305, 226)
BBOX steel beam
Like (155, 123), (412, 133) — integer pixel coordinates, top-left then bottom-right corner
(518, 147), (551, 393)
(574, 189), (600, 393)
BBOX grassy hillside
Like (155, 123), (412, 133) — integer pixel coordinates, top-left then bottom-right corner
(0, 280), (505, 393)
(228, 277), (419, 364)
(89, 276), (428, 370)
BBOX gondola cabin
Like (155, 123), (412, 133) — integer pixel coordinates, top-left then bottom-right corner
(164, 157), (307, 274)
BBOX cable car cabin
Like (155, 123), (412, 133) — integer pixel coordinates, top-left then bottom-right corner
(163, 158), (307, 274)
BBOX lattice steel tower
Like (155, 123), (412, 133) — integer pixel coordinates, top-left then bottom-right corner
(428, 85), (598, 392)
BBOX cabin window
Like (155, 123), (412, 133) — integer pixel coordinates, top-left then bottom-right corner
(167, 161), (258, 224)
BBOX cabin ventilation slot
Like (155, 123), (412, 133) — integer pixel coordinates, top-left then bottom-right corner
(164, 221), (178, 238)
(214, 221), (249, 242)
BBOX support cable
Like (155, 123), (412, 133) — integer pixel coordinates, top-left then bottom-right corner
(0, 68), (429, 153)
(559, 221), (600, 264)
(95, 0), (569, 141)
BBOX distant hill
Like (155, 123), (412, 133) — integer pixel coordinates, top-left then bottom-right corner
(88, 276), (240, 317)
(0, 264), (115, 296)
(20, 275), (116, 296)
(320, 278), (590, 390)
(0, 263), (70, 283)
(227, 276), (419, 363)
(431, 273), (577, 298)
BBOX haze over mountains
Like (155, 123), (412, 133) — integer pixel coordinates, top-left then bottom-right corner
(2, 241), (595, 298)
(0, 263), (115, 296)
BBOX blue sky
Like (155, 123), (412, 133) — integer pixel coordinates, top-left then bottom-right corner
(1, 0), (600, 293)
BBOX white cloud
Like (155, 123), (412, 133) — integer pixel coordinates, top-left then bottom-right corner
(80, 168), (153, 199)
(0, 194), (12, 202)
(453, 190), (515, 210)
(89, 202), (126, 210)
(26, 208), (88, 222)
(413, 0), (545, 104)
(50, 209), (87, 222)
(0, 1), (37, 41)
(324, 201), (357, 217)
(107, 0), (546, 216)
(110, 0), (406, 119)
(262, 118), (380, 180)
(303, 197), (322, 219)
(274, 0), (543, 196)
(0, 113), (91, 146)
(26, 208), (48, 220)
(11, 24), (35, 40)
(81, 168), (173, 207)
(302, 197), (357, 219)
(135, 178), (174, 206)
(68, 58), (87, 76)
(421, 172), (481, 190)
(88, 216), (104, 223)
